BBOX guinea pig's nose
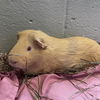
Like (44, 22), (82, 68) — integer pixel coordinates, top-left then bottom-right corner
(9, 59), (18, 66)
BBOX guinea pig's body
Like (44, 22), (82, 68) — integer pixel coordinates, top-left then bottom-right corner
(8, 30), (100, 74)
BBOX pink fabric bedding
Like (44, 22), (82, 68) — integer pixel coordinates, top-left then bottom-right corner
(1, 65), (100, 100)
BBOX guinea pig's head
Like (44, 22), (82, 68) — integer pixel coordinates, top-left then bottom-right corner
(8, 30), (48, 73)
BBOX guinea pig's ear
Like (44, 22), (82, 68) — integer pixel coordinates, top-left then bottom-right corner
(34, 38), (47, 49)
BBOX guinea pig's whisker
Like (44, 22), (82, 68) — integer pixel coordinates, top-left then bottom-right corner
(8, 54), (25, 57)
(24, 56), (28, 74)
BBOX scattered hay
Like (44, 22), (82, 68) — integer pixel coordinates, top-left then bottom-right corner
(0, 53), (14, 72)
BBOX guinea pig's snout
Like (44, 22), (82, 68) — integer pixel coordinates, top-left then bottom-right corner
(8, 56), (26, 69)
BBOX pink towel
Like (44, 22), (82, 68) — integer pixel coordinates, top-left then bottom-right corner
(0, 65), (100, 100)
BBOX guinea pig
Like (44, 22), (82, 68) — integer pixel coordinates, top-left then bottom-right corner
(8, 30), (100, 74)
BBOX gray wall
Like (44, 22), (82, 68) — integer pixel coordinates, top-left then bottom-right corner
(0, 0), (100, 52)
(65, 0), (100, 41)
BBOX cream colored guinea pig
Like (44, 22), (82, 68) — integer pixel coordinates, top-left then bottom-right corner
(8, 30), (100, 74)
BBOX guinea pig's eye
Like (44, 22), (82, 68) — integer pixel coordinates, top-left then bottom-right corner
(27, 46), (32, 51)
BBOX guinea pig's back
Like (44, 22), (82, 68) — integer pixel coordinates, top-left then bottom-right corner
(66, 36), (99, 53)
(64, 36), (100, 64)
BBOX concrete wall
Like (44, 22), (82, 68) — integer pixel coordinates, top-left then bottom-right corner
(64, 0), (100, 41)
(0, 0), (100, 52)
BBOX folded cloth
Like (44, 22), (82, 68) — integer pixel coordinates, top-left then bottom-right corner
(0, 65), (100, 100)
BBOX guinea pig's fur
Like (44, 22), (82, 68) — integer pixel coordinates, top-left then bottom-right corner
(8, 30), (100, 74)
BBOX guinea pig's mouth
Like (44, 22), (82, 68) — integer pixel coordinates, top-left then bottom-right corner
(10, 63), (27, 72)
(13, 67), (24, 72)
